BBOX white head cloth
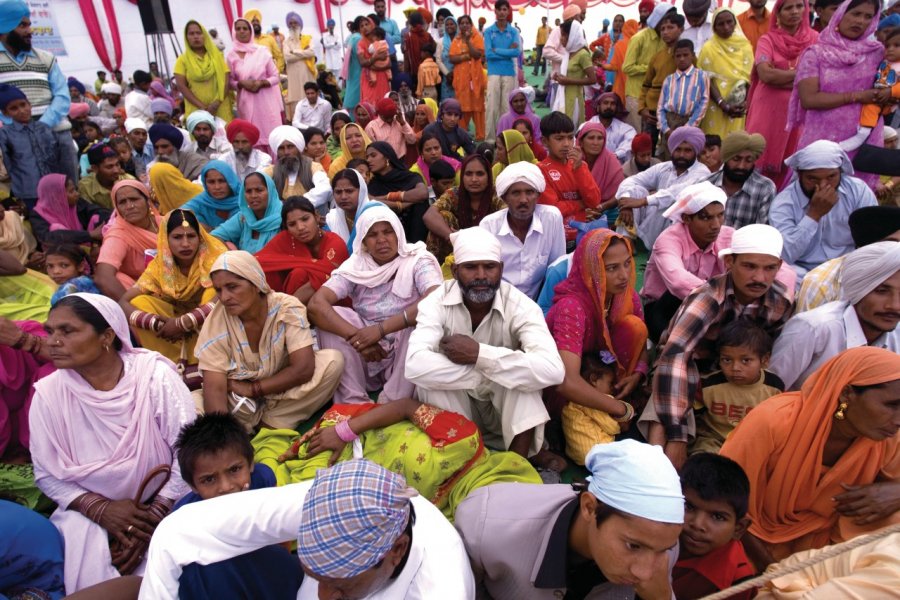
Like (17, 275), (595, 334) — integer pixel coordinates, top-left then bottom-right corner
(585, 439), (684, 524)
(268, 125), (306, 155)
(718, 223), (783, 259)
(451, 227), (502, 264)
(67, 293), (135, 351)
(663, 181), (728, 221)
(840, 241), (900, 305)
(784, 140), (853, 174)
(124, 118), (147, 134)
(101, 82), (123, 95)
(495, 161), (546, 197)
(647, 3), (674, 28)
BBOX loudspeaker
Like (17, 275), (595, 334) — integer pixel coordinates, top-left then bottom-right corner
(137, 0), (175, 35)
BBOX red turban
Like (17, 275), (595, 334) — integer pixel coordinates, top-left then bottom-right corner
(225, 118), (261, 146)
(375, 97), (397, 120)
(417, 7), (433, 24)
(632, 132), (653, 154)
(639, 0), (656, 13)
(571, 0), (588, 11)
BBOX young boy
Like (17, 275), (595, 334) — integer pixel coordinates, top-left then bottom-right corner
(429, 158), (456, 201)
(561, 353), (621, 464)
(841, 28), (900, 151)
(699, 134), (723, 173)
(638, 12), (685, 153)
(672, 453), (755, 600)
(173, 413), (302, 597)
(658, 39), (709, 139)
(417, 42), (441, 101)
(537, 111), (602, 246)
(0, 84), (63, 209)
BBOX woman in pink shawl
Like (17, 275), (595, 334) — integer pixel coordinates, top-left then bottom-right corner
(358, 16), (391, 107)
(148, 80), (176, 111)
(745, 0), (818, 189)
(789, 0), (885, 188)
(28, 293), (194, 592)
(226, 18), (283, 154)
(577, 122), (624, 220)
(496, 88), (543, 143)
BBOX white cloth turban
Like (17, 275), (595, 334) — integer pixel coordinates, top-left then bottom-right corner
(585, 440), (684, 524)
(124, 118), (147, 133)
(268, 125), (306, 155)
(663, 181), (728, 221)
(101, 82), (122, 95)
(784, 140), (853, 174)
(840, 241), (900, 305)
(495, 161), (546, 197)
(718, 224), (783, 259)
(450, 227), (502, 264)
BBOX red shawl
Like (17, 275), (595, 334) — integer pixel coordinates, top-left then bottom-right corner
(255, 230), (349, 294)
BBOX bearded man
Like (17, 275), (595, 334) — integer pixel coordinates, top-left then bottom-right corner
(707, 131), (777, 229)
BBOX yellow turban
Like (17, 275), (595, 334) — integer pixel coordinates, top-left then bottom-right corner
(721, 131), (767, 163)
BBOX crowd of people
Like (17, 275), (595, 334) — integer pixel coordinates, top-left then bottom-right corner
(1, 0), (900, 597)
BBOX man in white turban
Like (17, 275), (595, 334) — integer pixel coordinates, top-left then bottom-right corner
(480, 162), (566, 299)
(406, 226), (564, 463)
(260, 125), (330, 207)
(454, 439), (683, 599)
(769, 140), (878, 279)
(771, 241), (900, 390)
(97, 82), (124, 120)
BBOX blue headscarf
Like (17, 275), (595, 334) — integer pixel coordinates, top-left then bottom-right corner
(182, 160), (242, 228)
(235, 171), (282, 253)
(441, 17), (456, 74)
(0, 0), (28, 35)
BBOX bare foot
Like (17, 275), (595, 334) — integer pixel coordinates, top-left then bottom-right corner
(529, 449), (567, 473)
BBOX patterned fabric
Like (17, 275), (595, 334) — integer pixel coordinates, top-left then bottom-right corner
(0, 48), (55, 116)
(426, 187), (505, 263)
(658, 66), (710, 133)
(795, 256), (843, 313)
(706, 168), (776, 229)
(652, 273), (793, 442)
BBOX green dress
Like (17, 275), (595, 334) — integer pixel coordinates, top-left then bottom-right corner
(564, 48), (592, 128)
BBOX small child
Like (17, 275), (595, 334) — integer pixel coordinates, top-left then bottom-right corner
(699, 134), (722, 173)
(841, 28), (900, 152)
(691, 320), (784, 454)
(672, 453), (755, 600)
(0, 83), (62, 210)
(46, 244), (101, 305)
(561, 353), (621, 465)
(346, 157), (371, 182)
(416, 43), (441, 101)
(428, 158), (456, 201)
(109, 137), (139, 178)
(173, 413), (302, 597)
(658, 39), (709, 137)
(366, 27), (392, 86)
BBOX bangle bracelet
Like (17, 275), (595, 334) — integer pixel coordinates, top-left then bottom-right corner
(378, 322), (385, 338)
(402, 309), (410, 328)
(335, 419), (359, 443)
(614, 401), (635, 423)
(251, 380), (264, 398)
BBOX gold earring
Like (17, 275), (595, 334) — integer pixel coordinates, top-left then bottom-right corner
(103, 344), (110, 352)
(834, 401), (848, 420)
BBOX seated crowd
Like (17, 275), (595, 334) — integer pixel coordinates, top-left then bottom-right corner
(2, 0), (900, 598)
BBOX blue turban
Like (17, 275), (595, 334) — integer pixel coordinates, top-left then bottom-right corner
(186, 110), (216, 133)
(878, 14), (900, 31)
(392, 72), (413, 92)
(0, 0), (28, 35)
(67, 77), (86, 96)
(0, 82), (25, 110)
(150, 98), (173, 115)
(327, 18), (336, 27)
(148, 123), (184, 148)
(286, 11), (302, 29)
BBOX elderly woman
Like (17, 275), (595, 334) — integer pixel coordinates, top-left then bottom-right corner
(424, 154), (504, 263)
(182, 160), (242, 230)
(32, 174), (109, 247)
(327, 122), (372, 178)
(148, 163), (202, 214)
(545, 229), (649, 466)
(118, 209), (225, 364)
(94, 181), (162, 300)
(365, 141), (430, 243)
(496, 89), (543, 144)
(211, 172), (283, 254)
(722, 347), (900, 568)
(699, 7), (754, 138)
(308, 205), (442, 405)
(29, 293), (194, 591)
(256, 196), (349, 303)
(745, 0), (818, 188)
(449, 15), (486, 141)
(226, 18), (282, 153)
(174, 21), (232, 122)
(577, 122), (625, 220)
(789, 0), (885, 187)
(197, 251), (342, 433)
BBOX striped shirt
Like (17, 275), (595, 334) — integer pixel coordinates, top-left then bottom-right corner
(658, 66), (710, 133)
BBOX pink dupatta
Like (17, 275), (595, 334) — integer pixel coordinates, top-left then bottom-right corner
(577, 122), (625, 202)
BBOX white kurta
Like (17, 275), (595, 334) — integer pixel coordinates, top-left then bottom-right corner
(322, 32), (344, 72)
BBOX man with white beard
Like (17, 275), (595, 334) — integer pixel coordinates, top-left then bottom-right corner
(284, 12), (317, 121)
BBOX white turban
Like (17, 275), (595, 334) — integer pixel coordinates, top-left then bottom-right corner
(585, 440), (684, 524)
(719, 224), (783, 259)
(784, 140), (853, 174)
(840, 241), (900, 305)
(495, 161), (546, 197)
(663, 181), (728, 221)
(268, 125), (305, 155)
(101, 82), (122, 95)
(124, 118), (147, 133)
(450, 227), (502, 265)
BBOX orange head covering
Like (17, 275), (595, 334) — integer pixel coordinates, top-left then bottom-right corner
(622, 19), (639, 39)
(721, 347), (900, 553)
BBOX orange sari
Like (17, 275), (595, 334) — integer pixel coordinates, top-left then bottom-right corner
(610, 20), (639, 104)
(450, 32), (486, 114)
(721, 347), (900, 560)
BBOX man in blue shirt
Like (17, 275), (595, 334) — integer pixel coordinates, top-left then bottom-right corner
(483, 0), (521, 144)
(374, 0), (402, 80)
(0, 1), (77, 183)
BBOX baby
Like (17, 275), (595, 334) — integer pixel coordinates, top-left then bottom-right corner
(840, 28), (900, 152)
(366, 27), (392, 85)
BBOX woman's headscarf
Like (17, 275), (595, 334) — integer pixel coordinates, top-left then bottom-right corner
(422, 97), (439, 118)
(413, 103), (436, 134)
(702, 7), (753, 85)
(326, 169), (382, 252)
(493, 129), (536, 180)
(148, 163), (203, 214)
(496, 89), (542, 142)
(137, 209), (227, 301)
(355, 102), (376, 125)
(551, 229), (639, 377)
(149, 81), (176, 109)
(577, 122), (625, 201)
(0, 206), (28, 264)
(180, 20), (228, 102)
(210, 250), (271, 293)
(332, 204), (439, 298)
(105, 180), (162, 255)
(183, 160), (242, 228)
(238, 172), (283, 237)
(35, 174), (81, 232)
(231, 18), (258, 53)
(765, 0), (819, 62)
(721, 347), (900, 547)
(340, 122), (371, 161)
(456, 154), (496, 230)
(367, 141), (424, 196)
(441, 17), (456, 74)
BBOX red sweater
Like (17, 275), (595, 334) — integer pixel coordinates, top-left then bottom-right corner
(672, 539), (756, 600)
(537, 156), (601, 242)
